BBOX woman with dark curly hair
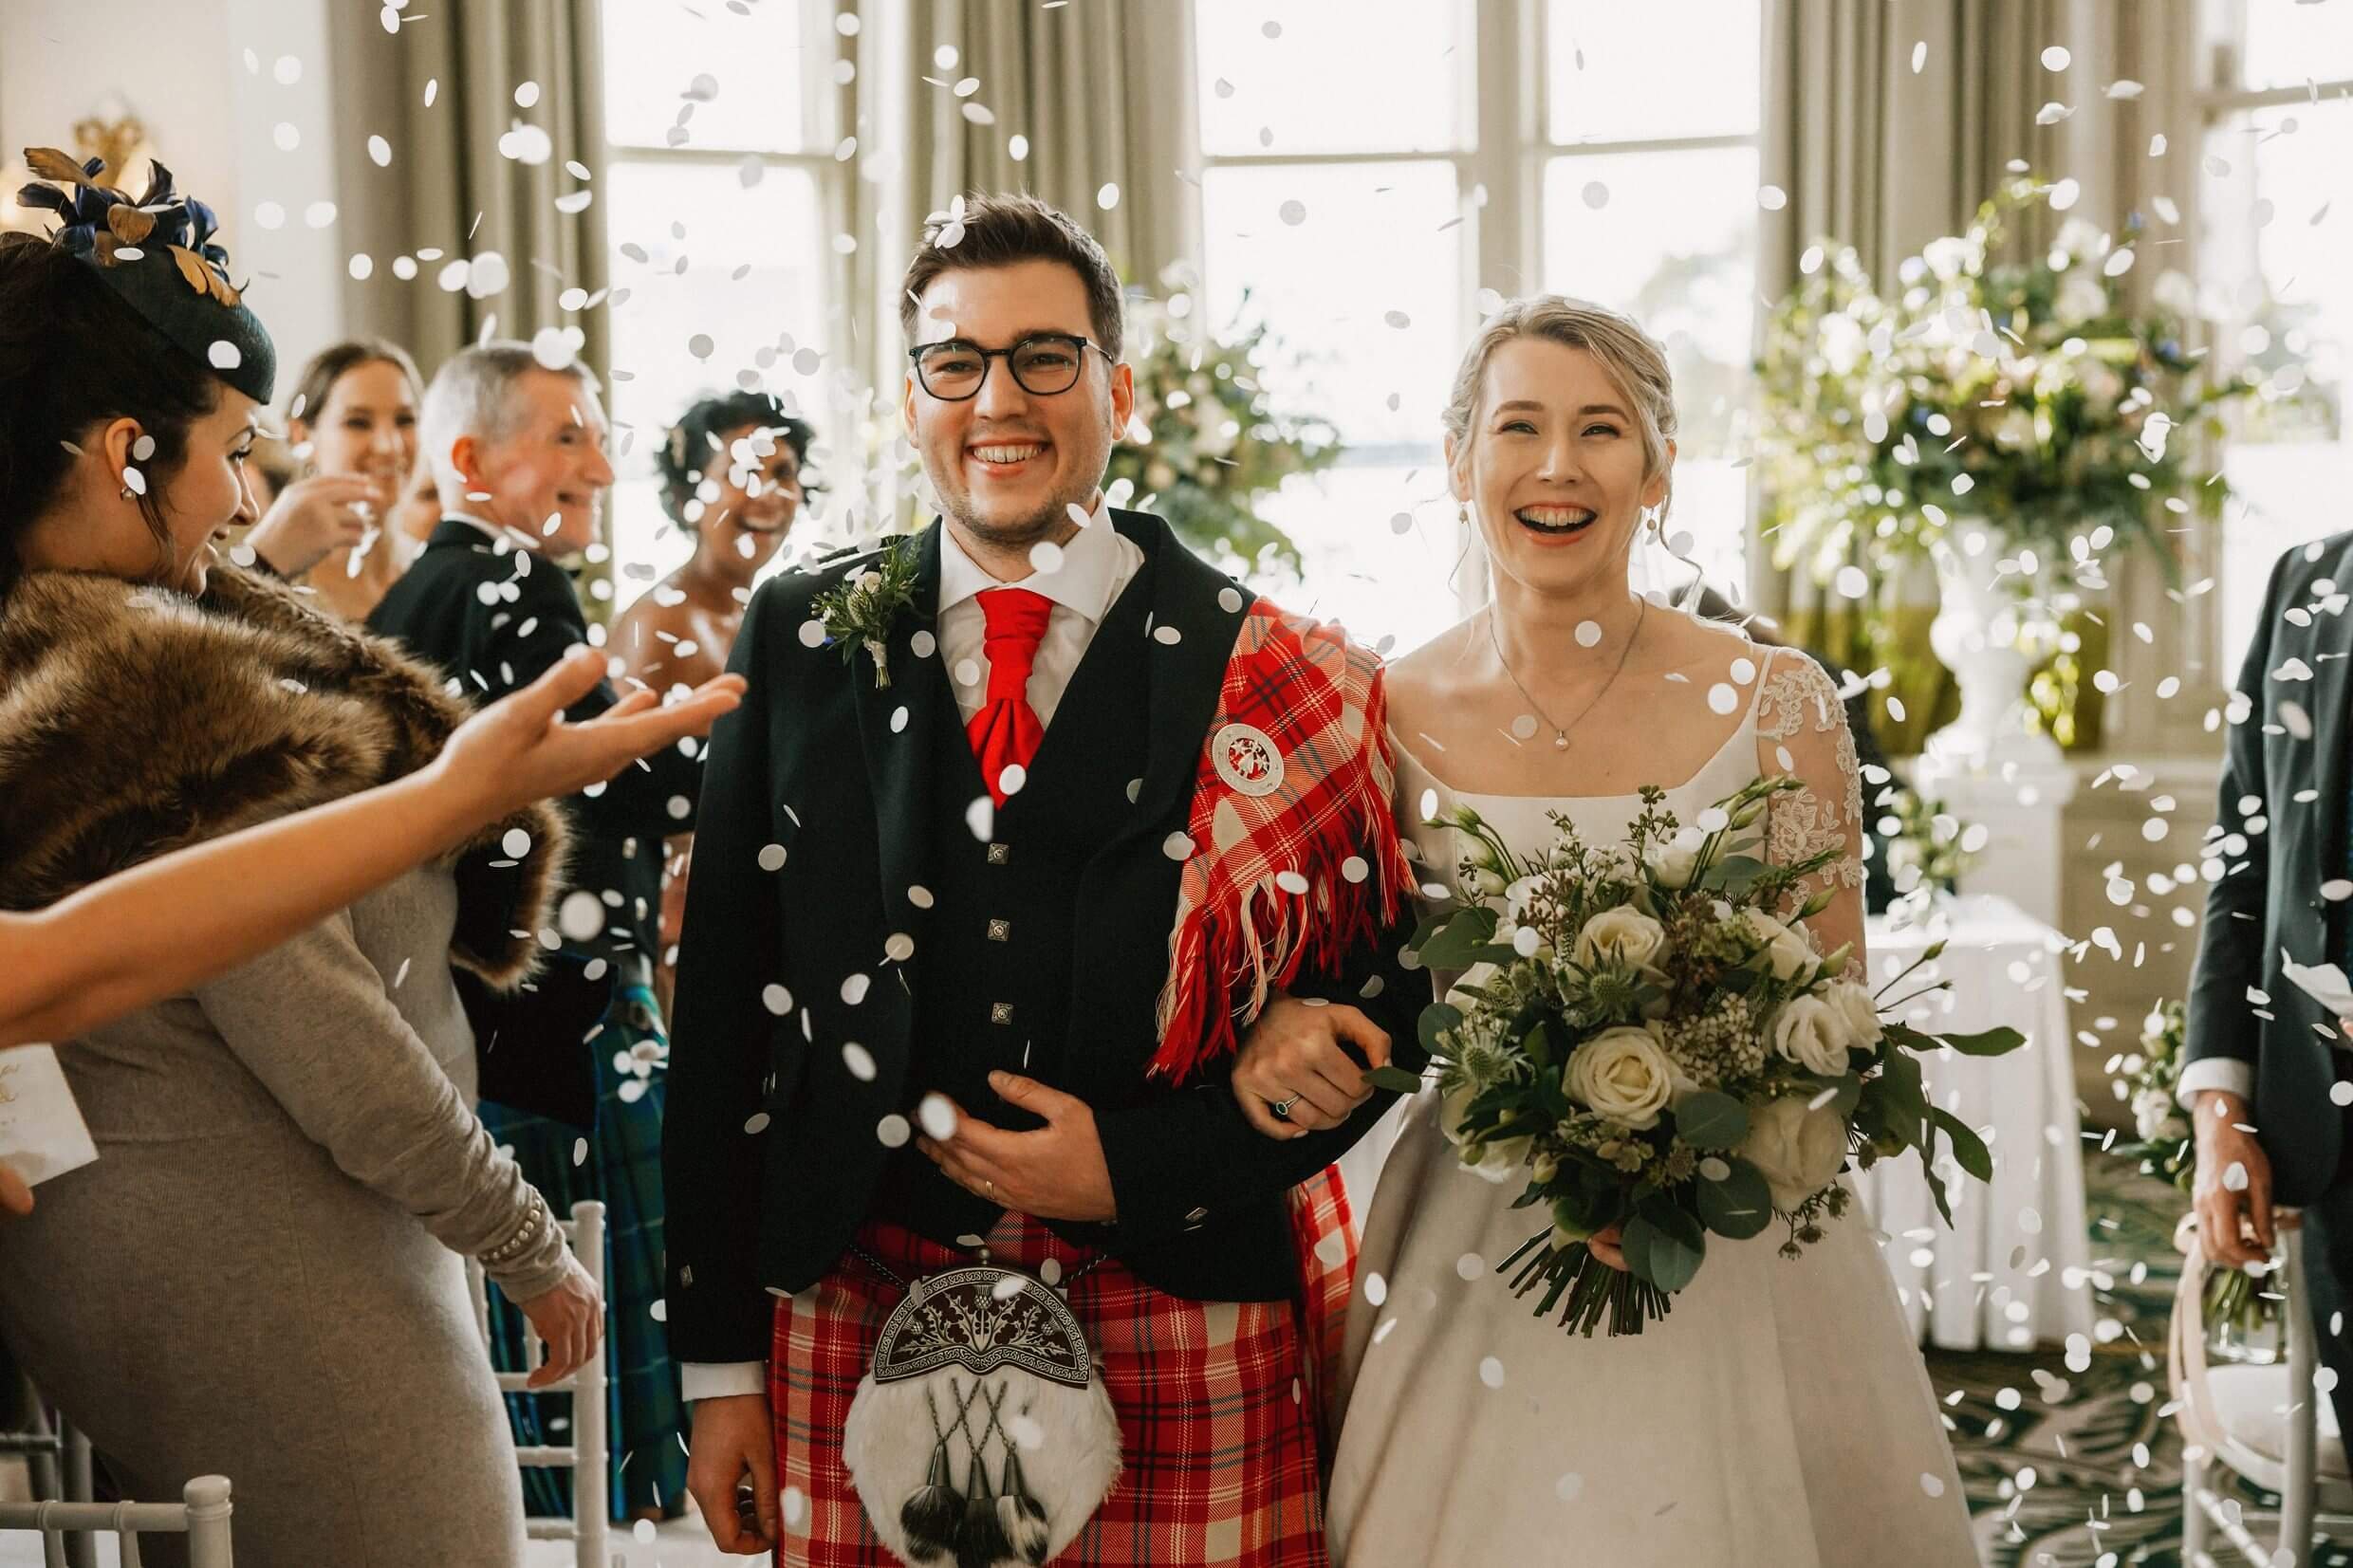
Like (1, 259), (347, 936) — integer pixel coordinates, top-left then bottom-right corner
(613, 391), (813, 1009)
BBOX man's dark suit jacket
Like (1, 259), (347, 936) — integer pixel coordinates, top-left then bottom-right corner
(2186, 530), (2353, 1205)
(368, 517), (711, 1128)
(660, 511), (1426, 1366)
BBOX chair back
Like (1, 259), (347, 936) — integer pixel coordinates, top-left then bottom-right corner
(0, 1475), (234, 1567)
(466, 1199), (609, 1568)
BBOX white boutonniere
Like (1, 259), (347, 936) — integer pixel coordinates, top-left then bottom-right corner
(811, 543), (920, 689)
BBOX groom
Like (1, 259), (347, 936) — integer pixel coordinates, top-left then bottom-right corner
(664, 194), (1425, 1564)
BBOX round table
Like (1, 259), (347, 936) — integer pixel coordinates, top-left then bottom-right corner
(1853, 893), (2096, 1352)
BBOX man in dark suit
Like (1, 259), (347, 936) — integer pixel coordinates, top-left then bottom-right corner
(665, 195), (1423, 1563)
(369, 341), (706, 1516)
(2185, 532), (2353, 1448)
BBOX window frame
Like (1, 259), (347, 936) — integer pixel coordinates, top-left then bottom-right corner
(595, 0), (863, 611)
(1185, 0), (1765, 619)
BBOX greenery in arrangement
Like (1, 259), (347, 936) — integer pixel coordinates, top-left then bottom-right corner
(1755, 175), (2250, 588)
(2114, 1000), (2279, 1340)
(1106, 267), (1340, 581)
(1372, 781), (2023, 1337)
(1875, 784), (1981, 904)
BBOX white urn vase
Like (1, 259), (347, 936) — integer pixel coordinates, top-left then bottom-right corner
(1913, 516), (2075, 931)
(1920, 517), (2066, 776)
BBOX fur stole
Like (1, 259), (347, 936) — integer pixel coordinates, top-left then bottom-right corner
(0, 563), (566, 991)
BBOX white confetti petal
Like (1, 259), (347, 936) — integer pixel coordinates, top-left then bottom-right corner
(917, 1094), (958, 1140)
(558, 890), (605, 942)
(743, 1111), (772, 1135)
(761, 984), (793, 1015)
(877, 1114), (912, 1148)
(758, 843), (788, 872)
(841, 973), (871, 1005)
(843, 1043), (877, 1081)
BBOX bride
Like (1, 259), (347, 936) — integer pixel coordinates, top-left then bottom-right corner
(1232, 297), (1976, 1565)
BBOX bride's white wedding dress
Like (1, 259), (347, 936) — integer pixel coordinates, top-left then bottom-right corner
(1327, 649), (1976, 1567)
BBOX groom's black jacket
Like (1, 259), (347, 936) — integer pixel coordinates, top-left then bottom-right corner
(2186, 528), (2353, 1206)
(662, 511), (1424, 1363)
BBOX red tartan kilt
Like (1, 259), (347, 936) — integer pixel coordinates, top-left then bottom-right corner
(769, 1203), (1342, 1567)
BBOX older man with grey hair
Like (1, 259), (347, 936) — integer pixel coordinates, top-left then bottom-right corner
(369, 338), (702, 1520)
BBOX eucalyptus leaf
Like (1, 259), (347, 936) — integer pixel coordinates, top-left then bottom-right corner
(1695, 1157), (1775, 1239)
(1365, 1065), (1425, 1095)
(1672, 1090), (1750, 1150)
(1417, 905), (1501, 969)
(1624, 1200), (1705, 1293)
(1417, 1003), (1463, 1056)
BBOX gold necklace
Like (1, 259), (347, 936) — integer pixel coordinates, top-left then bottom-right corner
(1487, 600), (1647, 751)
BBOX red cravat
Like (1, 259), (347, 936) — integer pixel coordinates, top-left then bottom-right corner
(967, 587), (1055, 806)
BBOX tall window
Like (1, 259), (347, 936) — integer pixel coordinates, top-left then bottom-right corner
(2197, 2), (2353, 666)
(1536, 0), (1761, 607)
(598, 1), (845, 611)
(1189, 0), (1762, 655)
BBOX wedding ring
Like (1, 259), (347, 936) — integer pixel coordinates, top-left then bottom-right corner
(983, 1178), (997, 1200)
(1270, 1095), (1300, 1120)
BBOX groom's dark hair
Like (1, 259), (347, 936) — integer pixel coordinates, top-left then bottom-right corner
(899, 193), (1125, 360)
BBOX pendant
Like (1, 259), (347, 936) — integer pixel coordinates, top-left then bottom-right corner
(1553, 732), (1570, 750)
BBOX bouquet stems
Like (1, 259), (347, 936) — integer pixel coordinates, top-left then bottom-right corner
(1501, 1229), (1674, 1337)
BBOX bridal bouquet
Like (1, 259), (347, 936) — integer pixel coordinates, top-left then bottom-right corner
(1364, 777), (2024, 1337)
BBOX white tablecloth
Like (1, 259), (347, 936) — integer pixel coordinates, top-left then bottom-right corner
(1853, 894), (2096, 1352)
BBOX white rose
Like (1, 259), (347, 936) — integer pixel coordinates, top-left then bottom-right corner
(1564, 1026), (1676, 1131)
(1737, 1096), (1849, 1209)
(1439, 1081), (1534, 1183)
(1769, 994), (1856, 1077)
(1819, 979), (1885, 1052)
(2132, 1086), (2175, 1142)
(1573, 907), (1669, 976)
(1739, 908), (1820, 982)
(1644, 827), (1705, 891)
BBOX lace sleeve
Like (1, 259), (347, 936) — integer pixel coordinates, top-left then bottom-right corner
(1754, 648), (1868, 927)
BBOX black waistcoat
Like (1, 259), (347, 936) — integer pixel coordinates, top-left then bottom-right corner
(873, 553), (1158, 1244)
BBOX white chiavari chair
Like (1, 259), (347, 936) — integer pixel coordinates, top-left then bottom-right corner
(467, 1199), (609, 1568)
(0, 1475), (232, 1568)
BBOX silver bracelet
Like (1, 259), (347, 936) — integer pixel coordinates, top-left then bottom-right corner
(480, 1195), (547, 1266)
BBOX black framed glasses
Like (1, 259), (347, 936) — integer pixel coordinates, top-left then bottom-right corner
(907, 332), (1106, 400)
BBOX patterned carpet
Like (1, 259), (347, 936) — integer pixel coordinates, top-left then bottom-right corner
(1934, 1154), (2351, 1566)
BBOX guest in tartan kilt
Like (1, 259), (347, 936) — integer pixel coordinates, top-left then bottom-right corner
(665, 194), (1424, 1565)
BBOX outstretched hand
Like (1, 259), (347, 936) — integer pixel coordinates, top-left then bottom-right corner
(917, 1071), (1117, 1223)
(434, 645), (747, 818)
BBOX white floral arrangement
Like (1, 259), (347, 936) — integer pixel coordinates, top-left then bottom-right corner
(1366, 778), (2024, 1337)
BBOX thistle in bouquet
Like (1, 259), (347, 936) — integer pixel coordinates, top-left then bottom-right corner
(2115, 1000), (2278, 1338)
(1366, 778), (2026, 1337)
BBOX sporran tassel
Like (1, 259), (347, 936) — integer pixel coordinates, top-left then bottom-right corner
(899, 1437), (963, 1562)
(996, 1448), (1051, 1565)
(954, 1451), (1013, 1568)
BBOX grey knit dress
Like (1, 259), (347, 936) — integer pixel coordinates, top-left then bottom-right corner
(0, 869), (572, 1568)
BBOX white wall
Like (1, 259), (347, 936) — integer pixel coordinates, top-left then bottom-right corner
(0, 0), (344, 397)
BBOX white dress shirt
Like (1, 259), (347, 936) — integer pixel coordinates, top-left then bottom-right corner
(2177, 1055), (2252, 1110)
(679, 500), (1143, 1405)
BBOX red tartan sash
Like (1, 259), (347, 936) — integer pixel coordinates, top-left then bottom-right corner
(1149, 604), (1412, 1082)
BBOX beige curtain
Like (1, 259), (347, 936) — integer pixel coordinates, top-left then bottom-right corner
(895, 0), (1201, 297)
(327, 0), (609, 378)
(1756, 0), (2165, 751)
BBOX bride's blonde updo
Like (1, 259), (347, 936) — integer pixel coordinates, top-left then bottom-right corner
(1439, 295), (1680, 523)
